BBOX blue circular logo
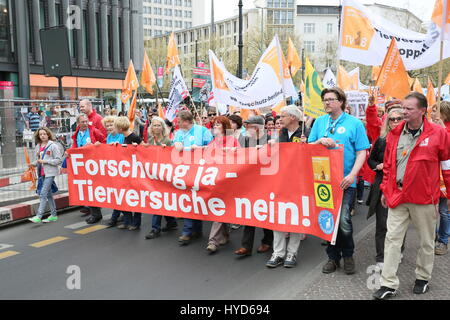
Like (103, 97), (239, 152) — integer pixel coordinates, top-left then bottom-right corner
(318, 210), (334, 235)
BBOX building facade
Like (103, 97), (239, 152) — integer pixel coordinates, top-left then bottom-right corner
(143, 0), (206, 39)
(0, 0), (144, 103)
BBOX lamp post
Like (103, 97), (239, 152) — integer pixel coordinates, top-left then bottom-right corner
(238, 0), (243, 78)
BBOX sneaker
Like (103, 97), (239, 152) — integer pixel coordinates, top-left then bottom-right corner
(206, 243), (218, 253)
(376, 262), (384, 271)
(178, 235), (191, 246)
(413, 279), (429, 295)
(284, 253), (297, 268)
(435, 241), (448, 255)
(266, 254), (284, 268)
(128, 226), (140, 231)
(117, 224), (128, 229)
(29, 216), (42, 223)
(161, 223), (178, 232)
(322, 259), (340, 274)
(145, 230), (161, 239)
(106, 219), (117, 228)
(230, 224), (241, 230)
(42, 216), (58, 223)
(373, 286), (397, 300)
(218, 236), (229, 246)
(343, 257), (356, 275)
(357, 199), (364, 204)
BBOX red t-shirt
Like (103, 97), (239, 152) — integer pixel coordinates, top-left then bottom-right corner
(209, 135), (239, 149)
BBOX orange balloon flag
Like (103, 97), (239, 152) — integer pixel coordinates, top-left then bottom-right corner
(412, 78), (424, 94)
(338, 66), (358, 91)
(158, 103), (166, 119)
(287, 37), (302, 77)
(141, 51), (156, 95)
(21, 147), (36, 190)
(128, 91), (138, 131)
(375, 39), (411, 100)
(122, 60), (139, 104)
(272, 99), (286, 114)
(166, 32), (181, 74)
(427, 77), (437, 119)
(432, 0), (450, 39)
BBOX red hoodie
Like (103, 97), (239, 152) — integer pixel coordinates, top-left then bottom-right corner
(87, 109), (107, 137)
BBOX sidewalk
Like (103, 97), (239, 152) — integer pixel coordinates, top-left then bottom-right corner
(295, 223), (450, 300)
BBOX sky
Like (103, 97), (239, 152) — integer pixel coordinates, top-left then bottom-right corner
(205, 0), (434, 25)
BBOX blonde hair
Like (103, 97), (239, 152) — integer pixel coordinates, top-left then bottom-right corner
(148, 116), (170, 139)
(102, 116), (117, 127)
(34, 127), (56, 144)
(434, 101), (450, 122)
(380, 108), (403, 139)
(114, 116), (131, 131)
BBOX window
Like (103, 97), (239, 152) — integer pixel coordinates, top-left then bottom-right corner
(326, 41), (333, 52)
(304, 23), (315, 33)
(304, 40), (315, 52)
(82, 10), (89, 61)
(327, 23), (333, 34)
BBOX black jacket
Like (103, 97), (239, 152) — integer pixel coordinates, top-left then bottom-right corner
(278, 125), (309, 143)
(366, 137), (387, 219)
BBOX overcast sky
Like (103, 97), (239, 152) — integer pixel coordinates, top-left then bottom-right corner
(206, 0), (434, 25)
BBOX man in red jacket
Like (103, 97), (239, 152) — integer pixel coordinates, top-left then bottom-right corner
(373, 92), (450, 300)
(80, 99), (107, 137)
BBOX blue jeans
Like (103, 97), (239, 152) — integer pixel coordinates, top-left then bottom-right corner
(182, 219), (202, 236)
(326, 187), (356, 261)
(152, 215), (177, 231)
(123, 212), (142, 228)
(37, 176), (57, 218)
(437, 197), (450, 245)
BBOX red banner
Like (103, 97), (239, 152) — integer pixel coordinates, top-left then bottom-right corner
(67, 143), (344, 243)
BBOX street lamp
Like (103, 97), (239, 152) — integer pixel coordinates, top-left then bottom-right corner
(238, 0), (243, 78)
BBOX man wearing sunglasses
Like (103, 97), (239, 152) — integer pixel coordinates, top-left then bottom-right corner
(308, 87), (370, 276)
(203, 107), (217, 129)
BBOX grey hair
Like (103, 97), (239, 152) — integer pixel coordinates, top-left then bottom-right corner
(149, 116), (170, 138)
(280, 105), (303, 121)
(76, 113), (88, 123)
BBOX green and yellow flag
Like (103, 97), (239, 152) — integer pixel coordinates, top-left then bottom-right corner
(304, 57), (326, 119)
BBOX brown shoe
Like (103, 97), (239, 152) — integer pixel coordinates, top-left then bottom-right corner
(257, 244), (271, 253)
(234, 247), (251, 256)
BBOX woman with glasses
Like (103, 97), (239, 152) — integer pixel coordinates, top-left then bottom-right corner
(366, 107), (404, 269)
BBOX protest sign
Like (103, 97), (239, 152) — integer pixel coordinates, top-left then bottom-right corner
(67, 143), (344, 243)
(192, 67), (212, 103)
(346, 90), (369, 119)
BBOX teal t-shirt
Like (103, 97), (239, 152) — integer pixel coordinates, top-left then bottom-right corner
(174, 124), (213, 150)
(308, 112), (370, 187)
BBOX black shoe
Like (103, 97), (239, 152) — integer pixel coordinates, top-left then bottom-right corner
(106, 219), (117, 228)
(322, 259), (340, 274)
(343, 257), (356, 275)
(161, 223), (178, 232)
(145, 230), (161, 239)
(413, 279), (429, 294)
(373, 286), (397, 300)
(86, 217), (102, 224)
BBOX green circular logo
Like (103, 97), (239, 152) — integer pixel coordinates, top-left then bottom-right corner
(317, 184), (331, 202)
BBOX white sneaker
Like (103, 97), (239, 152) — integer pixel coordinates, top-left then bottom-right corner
(376, 262), (384, 270)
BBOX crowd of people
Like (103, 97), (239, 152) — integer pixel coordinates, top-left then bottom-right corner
(26, 89), (449, 300)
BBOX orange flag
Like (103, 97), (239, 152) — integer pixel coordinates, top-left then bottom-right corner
(427, 77), (437, 107)
(141, 51), (156, 95)
(375, 39), (411, 100)
(272, 99), (286, 114)
(122, 60), (139, 104)
(372, 66), (381, 82)
(412, 78), (424, 94)
(432, 0), (450, 40)
(158, 103), (165, 119)
(287, 37), (302, 77)
(166, 32), (181, 74)
(338, 66), (358, 91)
(445, 72), (450, 85)
(128, 91), (138, 131)
(240, 108), (250, 120)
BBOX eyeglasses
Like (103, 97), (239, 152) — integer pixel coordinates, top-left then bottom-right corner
(389, 117), (403, 122)
(322, 98), (339, 103)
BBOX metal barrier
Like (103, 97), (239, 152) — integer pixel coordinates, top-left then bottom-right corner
(0, 99), (104, 206)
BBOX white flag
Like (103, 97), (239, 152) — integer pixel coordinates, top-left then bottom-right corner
(166, 66), (190, 121)
(339, 0), (450, 70)
(322, 68), (337, 88)
(209, 36), (297, 109)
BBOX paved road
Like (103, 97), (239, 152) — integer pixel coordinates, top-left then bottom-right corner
(0, 202), (373, 300)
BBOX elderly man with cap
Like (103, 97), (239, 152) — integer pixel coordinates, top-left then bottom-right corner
(234, 115), (274, 257)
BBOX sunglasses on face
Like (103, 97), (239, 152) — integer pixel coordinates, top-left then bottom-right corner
(389, 117), (403, 122)
(208, 113), (217, 117)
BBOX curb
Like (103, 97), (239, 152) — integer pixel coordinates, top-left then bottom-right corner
(0, 193), (70, 226)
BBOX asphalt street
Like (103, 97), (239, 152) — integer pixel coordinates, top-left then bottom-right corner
(0, 201), (373, 300)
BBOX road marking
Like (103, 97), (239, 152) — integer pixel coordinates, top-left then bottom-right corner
(0, 251), (20, 260)
(74, 225), (108, 235)
(30, 236), (68, 248)
(64, 214), (112, 230)
(0, 244), (14, 251)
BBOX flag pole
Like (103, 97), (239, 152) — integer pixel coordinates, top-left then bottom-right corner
(336, 0), (343, 87)
(437, 0), (447, 116)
